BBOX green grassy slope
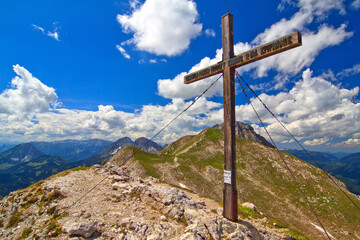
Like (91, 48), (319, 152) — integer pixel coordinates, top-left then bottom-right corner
(110, 128), (360, 239)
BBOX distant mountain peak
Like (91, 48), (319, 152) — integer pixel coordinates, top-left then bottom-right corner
(83, 137), (164, 166)
(212, 121), (274, 148)
(0, 143), (44, 163)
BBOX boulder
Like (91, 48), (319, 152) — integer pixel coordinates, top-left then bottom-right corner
(242, 202), (257, 211)
(62, 220), (98, 238)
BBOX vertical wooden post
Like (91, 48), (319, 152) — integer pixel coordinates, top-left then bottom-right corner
(222, 13), (238, 222)
(184, 13), (301, 223)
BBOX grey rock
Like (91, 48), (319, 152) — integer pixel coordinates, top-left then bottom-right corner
(212, 121), (274, 148)
(112, 182), (130, 190)
(63, 220), (98, 238)
(242, 202), (257, 211)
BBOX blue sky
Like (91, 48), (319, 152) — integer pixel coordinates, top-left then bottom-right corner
(0, 0), (359, 153)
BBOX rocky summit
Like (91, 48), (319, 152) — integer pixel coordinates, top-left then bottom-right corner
(212, 122), (274, 148)
(0, 164), (288, 240)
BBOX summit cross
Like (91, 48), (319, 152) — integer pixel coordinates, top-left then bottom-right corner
(184, 13), (302, 222)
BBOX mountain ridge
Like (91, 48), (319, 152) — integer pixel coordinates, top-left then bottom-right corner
(108, 128), (360, 239)
(0, 128), (359, 239)
(31, 139), (112, 162)
(0, 143), (69, 198)
(82, 136), (164, 166)
(0, 137), (165, 198)
(212, 121), (274, 148)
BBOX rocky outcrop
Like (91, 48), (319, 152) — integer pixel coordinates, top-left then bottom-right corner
(0, 164), (288, 239)
(212, 121), (274, 148)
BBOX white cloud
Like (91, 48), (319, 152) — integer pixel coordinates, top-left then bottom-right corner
(32, 24), (45, 34)
(0, 65), (59, 116)
(47, 31), (59, 41)
(249, 24), (353, 79)
(0, 65), (223, 143)
(352, 0), (360, 9)
(1, 65), (359, 148)
(343, 138), (360, 145)
(0, 98), (222, 144)
(321, 69), (337, 82)
(337, 63), (360, 78)
(278, 0), (346, 17)
(116, 44), (131, 59)
(157, 23), (352, 99)
(32, 22), (60, 41)
(156, 0), (353, 99)
(129, 0), (141, 9)
(117, 0), (202, 56)
(157, 54), (224, 100)
(236, 69), (360, 145)
(204, 29), (216, 38)
(304, 137), (330, 146)
(297, 0), (346, 16)
(149, 59), (157, 64)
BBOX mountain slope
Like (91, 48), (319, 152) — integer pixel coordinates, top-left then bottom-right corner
(83, 137), (134, 166)
(0, 143), (17, 153)
(339, 152), (360, 164)
(109, 128), (360, 239)
(0, 143), (44, 165)
(284, 149), (360, 195)
(134, 137), (164, 153)
(0, 143), (69, 198)
(283, 149), (338, 164)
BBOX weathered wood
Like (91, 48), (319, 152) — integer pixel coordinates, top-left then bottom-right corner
(184, 31), (301, 84)
(227, 31), (302, 69)
(184, 62), (225, 84)
(221, 13), (238, 222)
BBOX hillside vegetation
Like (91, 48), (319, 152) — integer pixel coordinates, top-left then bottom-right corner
(109, 128), (360, 239)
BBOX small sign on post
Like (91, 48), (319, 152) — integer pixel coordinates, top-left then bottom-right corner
(224, 169), (232, 185)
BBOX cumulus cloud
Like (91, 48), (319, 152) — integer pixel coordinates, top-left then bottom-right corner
(249, 24), (353, 79)
(236, 69), (360, 145)
(0, 65), (224, 143)
(0, 65), (59, 116)
(157, 0), (353, 99)
(116, 45), (131, 59)
(157, 24), (352, 99)
(117, 0), (202, 56)
(1, 65), (359, 148)
(0, 98), (222, 144)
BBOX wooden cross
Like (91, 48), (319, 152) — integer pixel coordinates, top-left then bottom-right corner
(184, 13), (302, 222)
